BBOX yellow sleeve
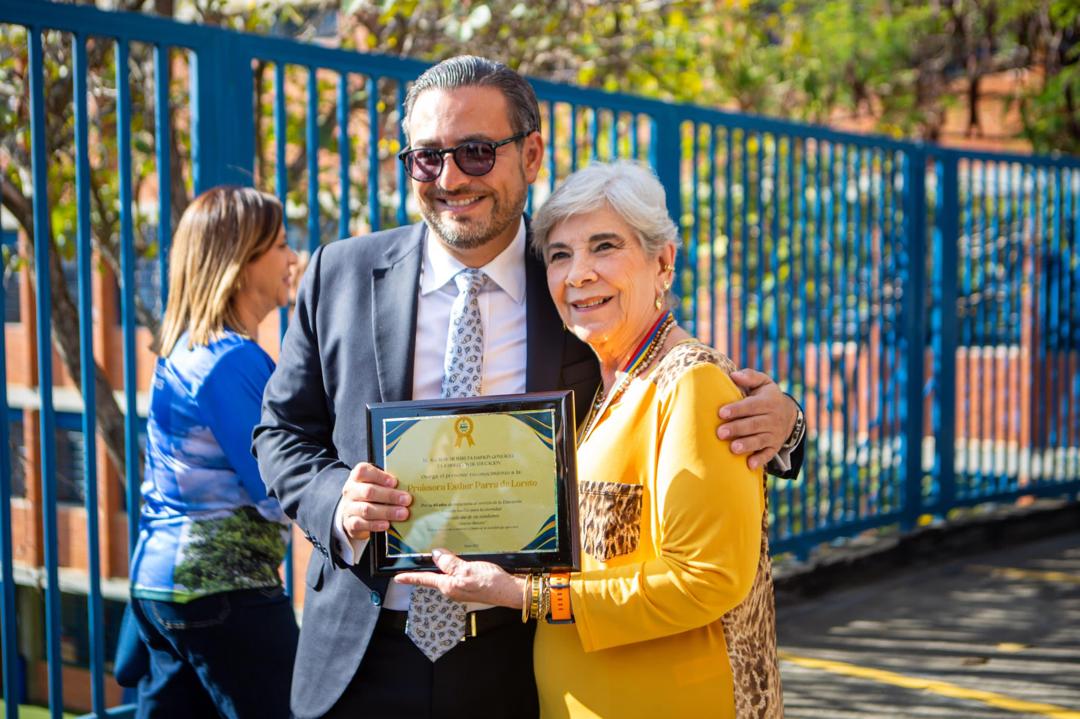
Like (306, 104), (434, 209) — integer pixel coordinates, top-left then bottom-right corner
(570, 363), (764, 652)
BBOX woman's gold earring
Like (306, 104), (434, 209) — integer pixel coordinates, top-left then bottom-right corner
(655, 294), (663, 310)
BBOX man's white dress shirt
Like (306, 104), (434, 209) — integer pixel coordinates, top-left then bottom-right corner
(332, 219), (529, 611)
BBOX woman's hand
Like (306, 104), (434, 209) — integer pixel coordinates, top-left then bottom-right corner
(394, 549), (526, 609)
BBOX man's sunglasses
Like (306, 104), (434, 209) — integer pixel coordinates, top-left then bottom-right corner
(397, 130), (534, 183)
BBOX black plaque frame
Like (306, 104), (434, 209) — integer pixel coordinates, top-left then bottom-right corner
(367, 390), (579, 575)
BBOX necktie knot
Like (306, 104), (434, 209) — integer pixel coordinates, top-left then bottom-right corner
(453, 268), (487, 296)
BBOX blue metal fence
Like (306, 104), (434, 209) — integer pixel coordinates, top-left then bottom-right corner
(1, 0), (1079, 715)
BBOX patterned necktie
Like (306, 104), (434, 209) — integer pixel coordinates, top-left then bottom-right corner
(406, 268), (486, 661)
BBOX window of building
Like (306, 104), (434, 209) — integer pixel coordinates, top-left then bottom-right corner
(6, 408), (26, 497)
(2, 229), (19, 324)
(57, 590), (128, 670)
(55, 412), (87, 505)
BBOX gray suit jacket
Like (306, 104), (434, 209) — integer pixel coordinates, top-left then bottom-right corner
(253, 221), (598, 717)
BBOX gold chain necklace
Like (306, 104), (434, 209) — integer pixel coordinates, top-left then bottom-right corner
(578, 313), (676, 444)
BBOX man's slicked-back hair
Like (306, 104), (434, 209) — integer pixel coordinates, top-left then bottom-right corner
(403, 55), (541, 143)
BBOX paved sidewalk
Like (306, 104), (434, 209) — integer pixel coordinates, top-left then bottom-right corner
(777, 530), (1080, 718)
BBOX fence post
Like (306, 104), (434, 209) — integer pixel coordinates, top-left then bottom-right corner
(902, 145), (929, 531)
(936, 153), (959, 512)
(190, 31), (255, 193)
(650, 106), (684, 317)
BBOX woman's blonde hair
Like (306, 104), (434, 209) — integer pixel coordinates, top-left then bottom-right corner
(155, 185), (284, 357)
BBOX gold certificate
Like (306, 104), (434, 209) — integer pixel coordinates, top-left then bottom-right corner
(368, 392), (580, 574)
(382, 410), (556, 557)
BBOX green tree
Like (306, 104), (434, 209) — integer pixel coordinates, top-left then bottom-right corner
(173, 506), (286, 595)
(2, 0), (1076, 490)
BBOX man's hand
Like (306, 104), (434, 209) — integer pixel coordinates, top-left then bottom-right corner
(339, 462), (412, 541)
(718, 369), (798, 471)
(394, 549), (525, 609)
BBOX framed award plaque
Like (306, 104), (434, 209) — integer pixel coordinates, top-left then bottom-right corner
(367, 391), (580, 575)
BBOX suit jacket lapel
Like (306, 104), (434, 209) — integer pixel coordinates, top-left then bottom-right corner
(372, 223), (425, 402)
(524, 224), (564, 392)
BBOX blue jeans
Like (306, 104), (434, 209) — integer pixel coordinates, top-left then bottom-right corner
(132, 587), (298, 719)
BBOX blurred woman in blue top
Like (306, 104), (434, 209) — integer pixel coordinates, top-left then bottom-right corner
(129, 185), (299, 719)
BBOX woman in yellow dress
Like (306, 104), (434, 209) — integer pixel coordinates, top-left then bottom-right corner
(397, 161), (782, 718)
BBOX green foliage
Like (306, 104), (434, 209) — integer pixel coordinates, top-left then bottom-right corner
(335, 0), (1079, 151)
(172, 506), (287, 594)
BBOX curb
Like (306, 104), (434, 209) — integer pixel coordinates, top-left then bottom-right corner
(773, 499), (1080, 604)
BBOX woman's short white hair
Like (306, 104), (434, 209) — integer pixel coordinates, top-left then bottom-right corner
(531, 161), (678, 260)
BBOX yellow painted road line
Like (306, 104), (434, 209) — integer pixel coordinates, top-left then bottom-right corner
(967, 565), (1080, 585)
(779, 651), (1080, 718)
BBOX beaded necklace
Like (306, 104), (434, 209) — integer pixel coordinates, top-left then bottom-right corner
(578, 311), (676, 444)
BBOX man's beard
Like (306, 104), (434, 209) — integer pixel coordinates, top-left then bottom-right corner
(420, 177), (528, 251)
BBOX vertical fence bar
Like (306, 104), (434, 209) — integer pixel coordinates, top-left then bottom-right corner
(0, 76), (18, 719)
(306, 67), (320, 251)
(1051, 168), (1064, 481)
(888, 151), (904, 506)
(609, 110), (619, 161)
(367, 75), (381, 234)
(707, 126), (717, 348)
(1005, 162), (1020, 490)
(546, 102), (557, 194)
(851, 147), (864, 519)
(937, 153), (959, 510)
(1035, 167), (1048, 483)
(838, 144), (851, 519)
(963, 163), (972, 496)
(771, 136), (782, 387)
(978, 159), (991, 493)
(570, 105), (579, 174)
(397, 82), (408, 228)
(274, 64), (288, 219)
(901, 148), (928, 529)
(651, 108), (683, 286)
(824, 142), (838, 524)
(338, 72), (351, 240)
(117, 40), (141, 559)
(588, 107), (598, 161)
(781, 135), (795, 535)
(740, 130), (750, 363)
(724, 129), (734, 358)
(272, 62), (293, 598)
(988, 161), (1002, 491)
(689, 124), (700, 336)
(29, 27), (64, 717)
(929, 159), (943, 506)
(1068, 170), (1078, 481)
(812, 139), (826, 530)
(154, 44), (171, 308)
(74, 33), (106, 718)
(1020, 164), (1035, 485)
(755, 133), (766, 369)
(797, 138), (811, 533)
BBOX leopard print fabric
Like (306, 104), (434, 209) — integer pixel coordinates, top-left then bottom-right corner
(722, 514), (783, 718)
(579, 480), (643, 562)
(653, 341), (784, 718)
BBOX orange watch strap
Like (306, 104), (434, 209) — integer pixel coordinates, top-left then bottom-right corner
(548, 572), (573, 623)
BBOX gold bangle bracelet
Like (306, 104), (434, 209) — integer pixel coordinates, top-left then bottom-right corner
(530, 573), (543, 620)
(538, 575), (551, 622)
(520, 576), (531, 623)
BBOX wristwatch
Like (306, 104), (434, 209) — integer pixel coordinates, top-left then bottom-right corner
(780, 395), (805, 451)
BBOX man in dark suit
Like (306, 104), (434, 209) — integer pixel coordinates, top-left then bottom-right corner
(254, 55), (804, 719)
